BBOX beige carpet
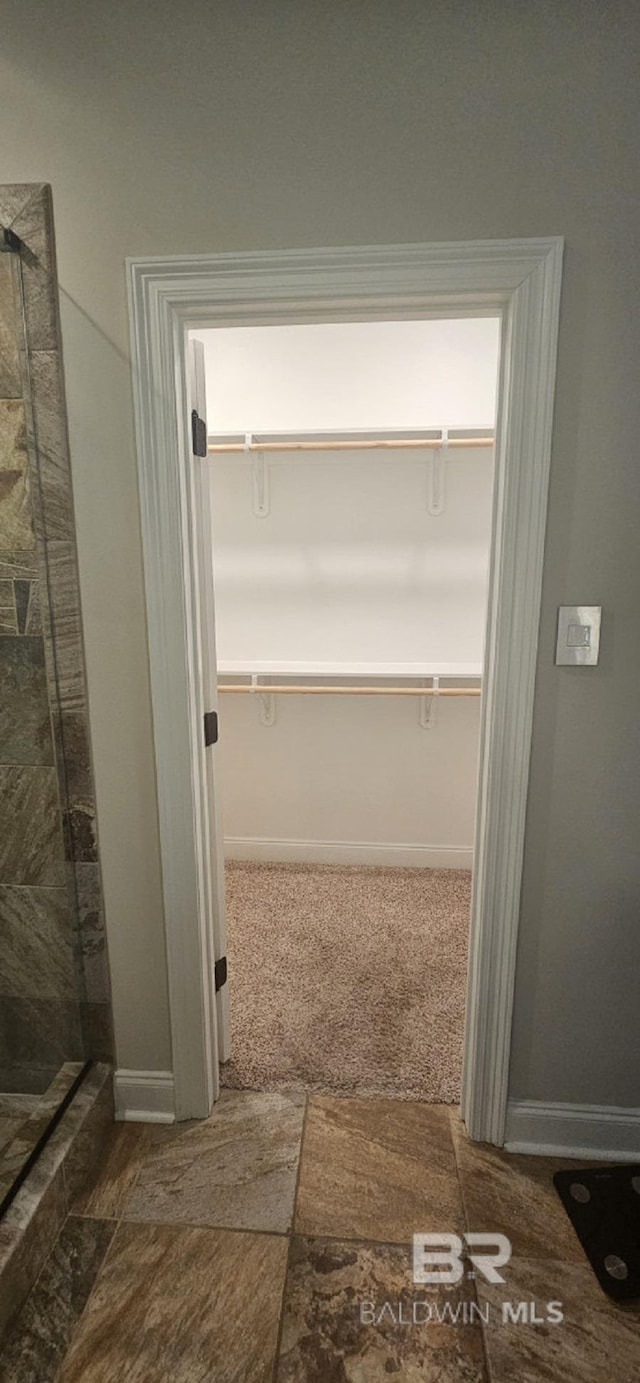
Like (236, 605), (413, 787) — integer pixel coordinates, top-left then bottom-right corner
(220, 860), (471, 1104)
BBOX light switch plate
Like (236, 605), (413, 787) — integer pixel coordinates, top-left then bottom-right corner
(556, 605), (601, 665)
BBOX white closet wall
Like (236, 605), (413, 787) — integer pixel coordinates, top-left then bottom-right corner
(194, 319), (499, 868)
(196, 318), (499, 432)
(210, 448), (492, 668)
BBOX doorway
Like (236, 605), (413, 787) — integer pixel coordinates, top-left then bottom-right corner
(127, 237), (563, 1138)
(192, 316), (498, 1105)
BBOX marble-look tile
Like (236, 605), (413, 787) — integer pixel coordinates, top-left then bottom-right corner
(0, 1064), (60, 1095)
(0, 1115), (23, 1153)
(0, 997), (84, 1079)
(278, 1235), (487, 1382)
(27, 351), (74, 544)
(0, 398), (28, 470)
(0, 637), (53, 763)
(0, 393), (34, 556)
(0, 185), (37, 229)
(0, 1065), (98, 1329)
(60, 709), (97, 863)
(0, 885), (75, 998)
(0, 765), (66, 884)
(0, 574), (42, 664)
(0, 254), (22, 397)
(0, 1215), (115, 1383)
(0, 1157), (67, 1335)
(0, 1117), (64, 1205)
(0, 1113), (61, 1210)
(0, 578), (16, 634)
(74, 1123), (151, 1219)
(0, 1092), (42, 1117)
(44, 541), (97, 862)
(450, 1115), (588, 1262)
(38, 541), (85, 713)
(13, 575), (29, 630)
(478, 1254), (640, 1383)
(79, 1001), (114, 1063)
(124, 1089), (305, 1234)
(57, 1064), (115, 1208)
(74, 862), (110, 1004)
(0, 1064), (109, 1214)
(22, 580), (41, 635)
(10, 186), (58, 352)
(37, 1060), (85, 1114)
(58, 1221), (288, 1383)
(295, 1094), (465, 1245)
(0, 458), (35, 554)
(0, 1063), (87, 1206)
(0, 551), (38, 582)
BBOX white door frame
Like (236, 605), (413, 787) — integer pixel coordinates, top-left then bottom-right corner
(127, 238), (563, 1133)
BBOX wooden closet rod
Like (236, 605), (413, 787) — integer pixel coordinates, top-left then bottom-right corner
(218, 684), (481, 696)
(208, 437), (493, 454)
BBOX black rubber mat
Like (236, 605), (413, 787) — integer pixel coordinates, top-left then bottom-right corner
(554, 1163), (640, 1301)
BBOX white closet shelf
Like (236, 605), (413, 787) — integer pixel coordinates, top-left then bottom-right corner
(208, 427), (494, 454)
(217, 660), (483, 679)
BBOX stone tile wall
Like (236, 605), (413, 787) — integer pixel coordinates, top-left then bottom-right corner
(0, 185), (113, 1090)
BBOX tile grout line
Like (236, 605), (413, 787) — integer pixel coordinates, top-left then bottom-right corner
(1, 1204), (104, 1383)
(66, 1212), (499, 1257)
(53, 1231), (119, 1375)
(448, 1110), (494, 1383)
(114, 1123), (154, 1221)
(448, 1109), (472, 1231)
(270, 1092), (311, 1382)
(51, 1216), (122, 1383)
(51, 1124), (152, 1381)
(4, 1201), (73, 1354)
(288, 1090), (310, 1241)
(117, 1214), (289, 1239)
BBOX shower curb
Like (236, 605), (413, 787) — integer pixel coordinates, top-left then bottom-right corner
(0, 1062), (113, 1339)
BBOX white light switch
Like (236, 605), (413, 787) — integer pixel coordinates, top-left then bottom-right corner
(556, 606), (601, 665)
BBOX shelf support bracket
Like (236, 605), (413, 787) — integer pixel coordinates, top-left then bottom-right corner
(251, 673), (276, 726)
(419, 675), (439, 729)
(426, 428), (448, 516)
(251, 436), (270, 517)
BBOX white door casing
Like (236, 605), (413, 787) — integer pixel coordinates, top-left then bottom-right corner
(127, 239), (563, 1131)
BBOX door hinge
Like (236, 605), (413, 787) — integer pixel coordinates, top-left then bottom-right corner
(191, 409), (207, 457)
(214, 956), (227, 991)
(204, 710), (218, 746)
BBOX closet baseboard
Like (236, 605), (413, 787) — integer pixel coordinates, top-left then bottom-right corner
(504, 1099), (640, 1162)
(114, 1069), (175, 1124)
(224, 836), (472, 870)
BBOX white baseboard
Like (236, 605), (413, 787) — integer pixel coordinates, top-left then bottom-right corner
(224, 836), (472, 870)
(114, 1069), (175, 1124)
(505, 1099), (640, 1162)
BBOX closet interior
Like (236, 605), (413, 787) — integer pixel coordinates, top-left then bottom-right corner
(192, 317), (499, 1103)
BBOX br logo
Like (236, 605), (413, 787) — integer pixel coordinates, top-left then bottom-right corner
(413, 1232), (512, 1285)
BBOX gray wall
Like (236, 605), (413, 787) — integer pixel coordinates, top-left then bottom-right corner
(1, 1), (638, 1104)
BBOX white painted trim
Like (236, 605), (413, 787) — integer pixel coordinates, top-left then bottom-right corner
(127, 238), (564, 1136)
(505, 1100), (640, 1162)
(225, 836), (472, 870)
(114, 1070), (175, 1124)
